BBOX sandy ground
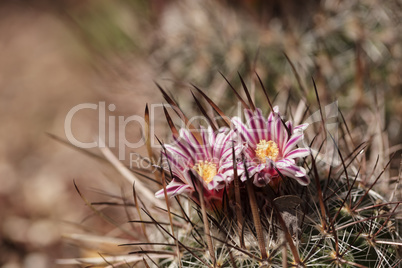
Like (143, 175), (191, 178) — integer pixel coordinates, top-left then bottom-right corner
(0, 2), (161, 267)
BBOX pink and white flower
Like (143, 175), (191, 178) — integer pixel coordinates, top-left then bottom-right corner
(155, 126), (239, 200)
(231, 107), (310, 187)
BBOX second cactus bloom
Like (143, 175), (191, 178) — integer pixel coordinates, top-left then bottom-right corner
(231, 107), (310, 187)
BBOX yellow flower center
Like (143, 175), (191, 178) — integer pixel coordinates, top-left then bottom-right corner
(193, 161), (217, 184)
(255, 140), (279, 162)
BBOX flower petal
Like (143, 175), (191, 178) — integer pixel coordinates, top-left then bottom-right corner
(163, 152), (189, 172)
(232, 117), (257, 145)
(283, 133), (304, 156)
(294, 123), (309, 133)
(285, 148), (310, 159)
(155, 179), (193, 198)
(180, 128), (199, 146)
(200, 126), (213, 159)
(207, 174), (227, 190)
(276, 162), (310, 185)
(245, 109), (267, 142)
(174, 137), (196, 162)
(165, 144), (189, 160)
(275, 116), (288, 150)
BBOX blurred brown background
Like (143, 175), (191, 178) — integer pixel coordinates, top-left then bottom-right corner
(0, 0), (401, 267)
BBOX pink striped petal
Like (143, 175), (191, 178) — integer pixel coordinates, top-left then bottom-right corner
(267, 113), (275, 141)
(245, 109), (266, 142)
(232, 117), (257, 145)
(255, 109), (268, 140)
(199, 127), (212, 159)
(276, 162), (310, 185)
(269, 106), (280, 141)
(293, 123), (309, 133)
(275, 116), (288, 150)
(285, 148), (310, 159)
(179, 128), (200, 149)
(207, 174), (226, 190)
(244, 109), (254, 125)
(163, 152), (189, 171)
(165, 144), (189, 160)
(174, 137), (196, 161)
(155, 179), (192, 198)
(282, 133), (304, 156)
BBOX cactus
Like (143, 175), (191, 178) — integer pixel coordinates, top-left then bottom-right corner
(48, 1), (401, 266)
(61, 76), (397, 268)
(55, 71), (401, 267)
(55, 70), (402, 268)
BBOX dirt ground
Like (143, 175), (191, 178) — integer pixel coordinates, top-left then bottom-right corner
(0, 2), (160, 267)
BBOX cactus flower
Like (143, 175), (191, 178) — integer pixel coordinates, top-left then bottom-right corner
(231, 107), (310, 187)
(155, 126), (238, 200)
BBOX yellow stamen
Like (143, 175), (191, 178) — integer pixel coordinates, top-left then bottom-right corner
(255, 140), (279, 162)
(193, 161), (217, 184)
